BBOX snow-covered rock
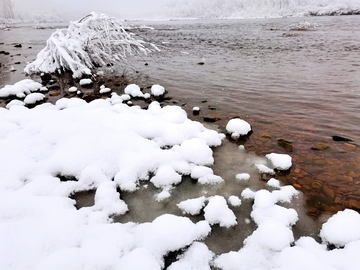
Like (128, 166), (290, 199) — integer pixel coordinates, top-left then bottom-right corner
(24, 93), (46, 105)
(226, 118), (251, 139)
(204, 196), (237, 227)
(0, 79), (41, 98)
(124, 84), (144, 98)
(151, 84), (165, 96)
(266, 153), (292, 170)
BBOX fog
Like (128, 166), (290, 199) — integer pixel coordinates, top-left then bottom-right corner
(11, 0), (171, 20)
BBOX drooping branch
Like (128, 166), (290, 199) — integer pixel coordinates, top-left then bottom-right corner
(24, 12), (160, 78)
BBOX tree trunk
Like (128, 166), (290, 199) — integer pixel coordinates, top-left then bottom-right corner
(0, 0), (15, 19)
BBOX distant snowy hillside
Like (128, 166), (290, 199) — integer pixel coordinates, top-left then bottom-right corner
(160, 0), (360, 19)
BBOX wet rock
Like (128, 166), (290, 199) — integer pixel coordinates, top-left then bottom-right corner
(49, 91), (60, 96)
(197, 62), (205, 65)
(277, 138), (293, 152)
(311, 143), (329, 151)
(14, 62), (21, 65)
(332, 135), (353, 142)
(322, 185), (335, 200)
(48, 84), (60, 91)
(201, 100), (207, 103)
(261, 134), (272, 139)
(14, 44), (22, 48)
(311, 181), (322, 189)
(40, 73), (52, 83)
(208, 106), (217, 110)
(203, 117), (221, 123)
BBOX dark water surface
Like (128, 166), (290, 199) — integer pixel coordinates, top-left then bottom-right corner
(1, 16), (360, 252)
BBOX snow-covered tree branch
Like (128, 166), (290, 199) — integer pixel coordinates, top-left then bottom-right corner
(24, 12), (160, 78)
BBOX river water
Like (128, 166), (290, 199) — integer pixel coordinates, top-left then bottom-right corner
(1, 15), (360, 253)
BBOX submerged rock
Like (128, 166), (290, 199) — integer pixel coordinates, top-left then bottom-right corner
(277, 138), (293, 152)
(332, 135), (353, 142)
(311, 143), (329, 151)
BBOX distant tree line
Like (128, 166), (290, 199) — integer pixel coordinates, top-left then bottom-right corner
(0, 0), (14, 19)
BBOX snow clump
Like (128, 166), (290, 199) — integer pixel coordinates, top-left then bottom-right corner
(23, 93), (46, 105)
(124, 84), (144, 98)
(320, 209), (360, 247)
(266, 153), (292, 170)
(151, 84), (165, 96)
(177, 196), (207, 215)
(228, 196), (242, 207)
(235, 173), (250, 181)
(79, 78), (93, 86)
(68, 86), (77, 93)
(0, 79), (41, 98)
(226, 118), (251, 139)
(204, 195), (237, 228)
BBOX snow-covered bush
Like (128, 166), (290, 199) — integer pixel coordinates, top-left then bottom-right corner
(24, 12), (160, 78)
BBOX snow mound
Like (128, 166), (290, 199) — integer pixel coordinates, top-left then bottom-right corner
(168, 242), (214, 270)
(151, 84), (165, 96)
(320, 209), (360, 247)
(226, 118), (252, 139)
(177, 196), (207, 215)
(266, 153), (292, 170)
(24, 93), (46, 105)
(124, 84), (144, 98)
(0, 79), (42, 98)
(68, 86), (78, 93)
(228, 196), (242, 207)
(204, 195), (237, 228)
(5, 100), (25, 109)
(79, 78), (92, 86)
(235, 173), (250, 181)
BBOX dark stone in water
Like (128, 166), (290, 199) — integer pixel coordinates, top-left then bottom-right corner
(40, 73), (52, 83)
(14, 62), (21, 65)
(204, 116), (221, 122)
(14, 44), (22, 48)
(201, 100), (207, 103)
(208, 106), (217, 110)
(277, 138), (293, 152)
(197, 62), (205, 65)
(332, 135), (353, 142)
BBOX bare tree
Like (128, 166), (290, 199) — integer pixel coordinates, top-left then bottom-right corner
(0, 0), (14, 19)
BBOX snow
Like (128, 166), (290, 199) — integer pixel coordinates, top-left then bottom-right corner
(228, 196), (242, 207)
(79, 78), (92, 86)
(193, 106), (200, 112)
(68, 86), (78, 93)
(0, 77), (359, 268)
(0, 79), (41, 98)
(151, 84), (165, 96)
(160, 0), (360, 20)
(203, 195), (237, 228)
(5, 99), (24, 109)
(23, 92), (46, 105)
(177, 196), (207, 215)
(226, 118), (251, 139)
(235, 173), (250, 181)
(124, 84), (144, 98)
(320, 209), (360, 247)
(266, 153), (292, 171)
(24, 13), (159, 78)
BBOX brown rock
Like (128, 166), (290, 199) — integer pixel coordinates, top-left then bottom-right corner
(311, 181), (323, 189)
(277, 139), (293, 152)
(311, 143), (329, 151)
(322, 185), (335, 200)
(49, 91), (60, 96)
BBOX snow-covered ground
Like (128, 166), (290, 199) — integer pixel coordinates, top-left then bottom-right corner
(0, 79), (360, 269)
